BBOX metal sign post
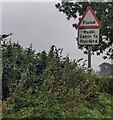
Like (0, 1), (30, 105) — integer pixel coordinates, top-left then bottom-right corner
(88, 46), (92, 71)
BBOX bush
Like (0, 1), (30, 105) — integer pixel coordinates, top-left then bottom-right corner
(2, 42), (113, 118)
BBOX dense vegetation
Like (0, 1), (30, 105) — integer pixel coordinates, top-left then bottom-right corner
(1, 41), (113, 119)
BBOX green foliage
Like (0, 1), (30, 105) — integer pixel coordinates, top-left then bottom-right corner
(2, 41), (113, 119)
(95, 76), (113, 95)
(2, 41), (26, 100)
(55, 2), (113, 59)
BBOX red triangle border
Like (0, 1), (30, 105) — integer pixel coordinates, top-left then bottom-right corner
(77, 6), (102, 29)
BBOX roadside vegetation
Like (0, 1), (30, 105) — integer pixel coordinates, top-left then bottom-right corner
(2, 41), (113, 119)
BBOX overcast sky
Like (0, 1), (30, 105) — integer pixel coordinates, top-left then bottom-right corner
(2, 2), (111, 71)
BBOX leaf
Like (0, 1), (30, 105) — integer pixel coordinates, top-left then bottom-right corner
(103, 56), (108, 59)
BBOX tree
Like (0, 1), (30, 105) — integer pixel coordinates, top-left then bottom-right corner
(99, 62), (113, 76)
(0, 34), (13, 100)
(2, 41), (25, 100)
(55, 2), (113, 59)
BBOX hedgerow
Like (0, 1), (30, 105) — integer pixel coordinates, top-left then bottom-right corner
(2, 41), (113, 119)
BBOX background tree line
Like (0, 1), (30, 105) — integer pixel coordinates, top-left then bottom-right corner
(99, 62), (113, 76)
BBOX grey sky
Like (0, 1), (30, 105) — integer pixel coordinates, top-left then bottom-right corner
(2, 2), (111, 71)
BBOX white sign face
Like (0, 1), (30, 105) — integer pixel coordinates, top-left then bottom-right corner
(78, 29), (100, 45)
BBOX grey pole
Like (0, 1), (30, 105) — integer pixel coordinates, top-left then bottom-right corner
(88, 46), (92, 71)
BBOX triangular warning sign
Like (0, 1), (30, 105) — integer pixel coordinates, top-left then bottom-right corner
(77, 6), (102, 28)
